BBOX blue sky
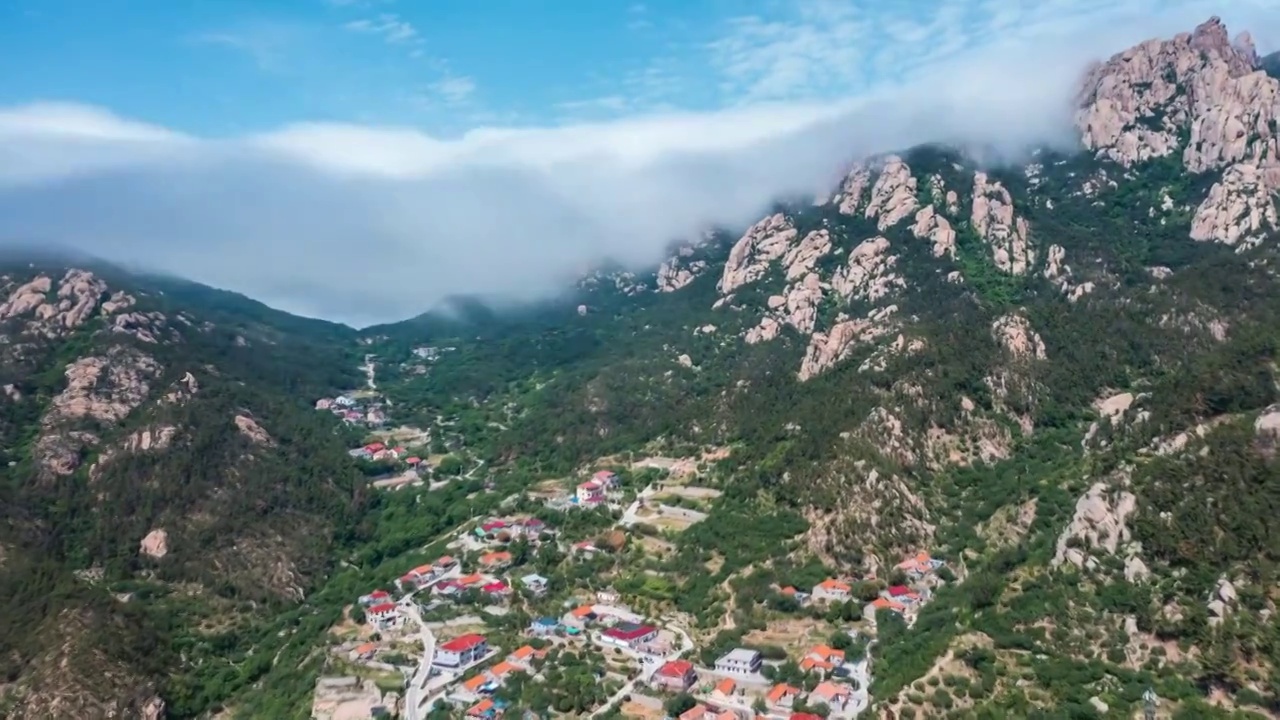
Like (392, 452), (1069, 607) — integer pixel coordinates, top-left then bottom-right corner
(1, 0), (1279, 324)
(1, 0), (1226, 136)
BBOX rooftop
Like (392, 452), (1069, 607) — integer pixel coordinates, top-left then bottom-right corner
(720, 647), (761, 662)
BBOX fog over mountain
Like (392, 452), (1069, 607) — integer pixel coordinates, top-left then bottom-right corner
(1, 2), (1277, 326)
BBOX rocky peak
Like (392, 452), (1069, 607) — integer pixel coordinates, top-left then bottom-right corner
(972, 172), (1034, 275)
(864, 156), (920, 231)
(717, 213), (798, 294)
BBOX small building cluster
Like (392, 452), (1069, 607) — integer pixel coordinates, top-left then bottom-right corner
(315, 393), (389, 428)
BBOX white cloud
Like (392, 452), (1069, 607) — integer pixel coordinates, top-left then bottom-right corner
(344, 13), (420, 45)
(432, 76), (477, 106)
(1, 4), (1279, 327)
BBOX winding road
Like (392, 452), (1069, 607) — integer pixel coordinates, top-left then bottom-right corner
(590, 622), (693, 719)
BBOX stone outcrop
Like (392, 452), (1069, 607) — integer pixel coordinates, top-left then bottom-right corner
(0, 270), (147, 341)
(1190, 162), (1277, 245)
(47, 350), (161, 425)
(864, 156), (919, 231)
(1052, 481), (1138, 568)
(991, 314), (1047, 360)
(1254, 403), (1280, 458)
(972, 172), (1033, 275)
(655, 243), (710, 292)
(139, 529), (169, 559)
(830, 237), (904, 302)
(1043, 245), (1095, 301)
(831, 164), (871, 216)
(1077, 16), (1280, 247)
(798, 306), (898, 381)
(717, 213), (798, 294)
(910, 205), (956, 258)
(781, 230), (832, 280)
(235, 414), (274, 445)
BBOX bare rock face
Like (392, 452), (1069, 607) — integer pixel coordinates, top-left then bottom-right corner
(0, 275), (53, 320)
(655, 245), (709, 292)
(1077, 16), (1280, 246)
(717, 213), (798, 294)
(797, 305), (898, 381)
(33, 431), (99, 478)
(910, 205), (956, 258)
(1190, 162), (1278, 245)
(830, 237), (904, 302)
(48, 350), (162, 425)
(991, 314), (1047, 360)
(744, 316), (782, 345)
(1052, 481), (1138, 567)
(1042, 244), (1094, 301)
(139, 529), (169, 559)
(235, 414), (274, 445)
(832, 164), (872, 216)
(141, 696), (166, 720)
(1254, 403), (1280, 458)
(864, 156), (920, 231)
(972, 172), (1034, 275)
(782, 230), (832, 280)
(162, 371), (199, 405)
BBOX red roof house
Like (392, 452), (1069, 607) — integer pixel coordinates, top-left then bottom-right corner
(887, 585), (911, 597)
(364, 442), (385, 453)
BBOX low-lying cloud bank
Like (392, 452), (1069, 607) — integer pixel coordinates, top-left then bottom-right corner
(0, 6), (1275, 326)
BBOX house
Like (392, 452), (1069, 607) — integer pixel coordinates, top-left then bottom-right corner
(521, 574), (549, 596)
(576, 480), (605, 504)
(714, 648), (762, 676)
(462, 674), (494, 696)
(349, 642), (377, 661)
(887, 585), (923, 604)
(650, 659), (697, 691)
(592, 469), (619, 488)
(712, 678), (739, 702)
(435, 634), (489, 669)
(507, 645), (542, 667)
(896, 551), (944, 577)
(811, 682), (853, 711)
(458, 573), (486, 587)
(490, 661), (519, 681)
(571, 541), (599, 556)
(596, 589), (620, 604)
(482, 580), (512, 598)
(600, 622), (658, 648)
(334, 395), (355, 407)
(364, 442), (386, 454)
(869, 597), (907, 615)
(479, 551), (512, 569)
(779, 586), (811, 606)
(348, 448), (372, 459)
(790, 714), (825, 720)
(433, 579), (463, 597)
(766, 684), (801, 709)
(435, 555), (459, 572)
(316, 398), (334, 411)
(812, 578), (852, 603)
(467, 698), (501, 719)
(366, 602), (399, 628)
(521, 518), (548, 537)
(359, 589), (392, 606)
(800, 645), (845, 674)
(406, 456), (422, 466)
(529, 616), (559, 636)
(678, 706), (736, 720)
(562, 604), (596, 628)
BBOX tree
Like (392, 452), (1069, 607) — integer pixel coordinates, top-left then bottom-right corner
(664, 693), (697, 717)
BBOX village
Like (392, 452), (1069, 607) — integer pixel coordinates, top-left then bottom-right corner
(311, 485), (949, 720)
(309, 364), (952, 720)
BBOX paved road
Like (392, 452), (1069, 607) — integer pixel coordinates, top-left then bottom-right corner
(399, 566), (461, 720)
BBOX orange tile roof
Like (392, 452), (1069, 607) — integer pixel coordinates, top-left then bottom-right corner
(570, 604), (595, 618)
(480, 551), (512, 565)
(678, 705), (709, 720)
(808, 644), (845, 662)
(714, 678), (736, 695)
(813, 682), (851, 701)
(463, 675), (488, 692)
(509, 645), (534, 660)
(872, 597), (907, 612)
(437, 555), (455, 564)
(354, 642), (376, 655)
(780, 586), (797, 595)
(714, 711), (736, 720)
(458, 573), (485, 586)
(800, 657), (831, 672)
(817, 578), (851, 592)
(767, 684), (799, 704)
(467, 698), (494, 716)
(491, 661), (517, 677)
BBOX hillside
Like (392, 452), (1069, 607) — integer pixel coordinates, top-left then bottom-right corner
(0, 259), (369, 718)
(356, 16), (1280, 717)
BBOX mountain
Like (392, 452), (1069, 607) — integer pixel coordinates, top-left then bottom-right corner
(7, 14), (1280, 720)
(0, 258), (368, 718)
(359, 16), (1280, 717)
